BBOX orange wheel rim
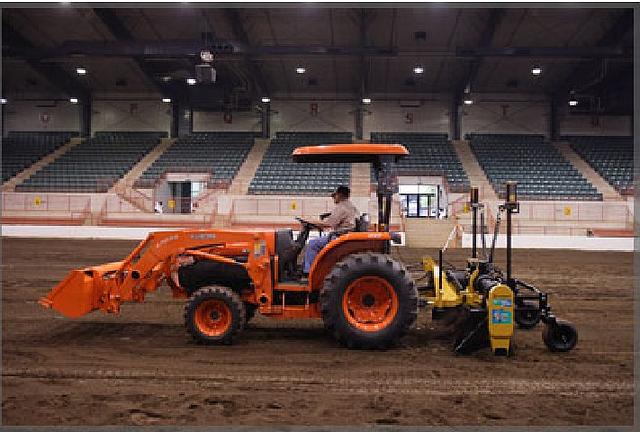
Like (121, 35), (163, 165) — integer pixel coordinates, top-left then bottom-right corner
(342, 276), (398, 332)
(194, 299), (232, 337)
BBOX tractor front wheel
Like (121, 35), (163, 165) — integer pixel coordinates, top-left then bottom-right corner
(184, 286), (245, 345)
(320, 253), (418, 349)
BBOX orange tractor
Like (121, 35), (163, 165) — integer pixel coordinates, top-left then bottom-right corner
(40, 144), (577, 354)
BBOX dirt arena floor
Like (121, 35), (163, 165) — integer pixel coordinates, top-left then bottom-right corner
(1, 238), (634, 426)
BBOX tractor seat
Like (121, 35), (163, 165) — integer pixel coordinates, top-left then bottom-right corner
(354, 213), (369, 232)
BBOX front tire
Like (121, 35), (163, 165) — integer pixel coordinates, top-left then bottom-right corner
(320, 253), (418, 349)
(184, 286), (245, 345)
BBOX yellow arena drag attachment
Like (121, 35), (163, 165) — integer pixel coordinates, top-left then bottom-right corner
(416, 182), (576, 356)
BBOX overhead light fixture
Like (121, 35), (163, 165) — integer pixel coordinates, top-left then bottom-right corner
(76, 67), (87, 76)
(186, 77), (197, 85)
(295, 67), (306, 74)
(362, 97), (372, 104)
(413, 66), (424, 75)
(0, 98), (7, 104)
(162, 76), (172, 82)
(463, 99), (474, 105)
(568, 99), (578, 107)
(261, 97), (271, 103)
(69, 97), (78, 104)
(531, 66), (542, 76)
(162, 98), (172, 103)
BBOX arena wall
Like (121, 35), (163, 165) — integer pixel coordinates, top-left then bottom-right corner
(3, 100), (80, 132)
(91, 100), (171, 133)
(3, 95), (633, 138)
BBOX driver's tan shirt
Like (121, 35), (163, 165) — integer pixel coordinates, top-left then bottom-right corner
(325, 199), (358, 231)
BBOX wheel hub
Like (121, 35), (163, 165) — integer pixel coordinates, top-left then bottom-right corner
(194, 299), (232, 337)
(342, 276), (399, 332)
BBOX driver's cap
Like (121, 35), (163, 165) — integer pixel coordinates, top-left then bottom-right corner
(331, 185), (350, 198)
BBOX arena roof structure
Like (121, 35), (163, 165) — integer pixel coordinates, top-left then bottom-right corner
(2, 6), (633, 115)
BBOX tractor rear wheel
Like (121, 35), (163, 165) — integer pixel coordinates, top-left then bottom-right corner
(320, 253), (418, 349)
(184, 286), (245, 345)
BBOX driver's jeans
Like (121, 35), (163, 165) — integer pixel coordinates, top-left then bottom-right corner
(303, 235), (331, 274)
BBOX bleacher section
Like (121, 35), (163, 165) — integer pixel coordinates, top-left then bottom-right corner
(370, 132), (470, 192)
(135, 132), (258, 188)
(565, 135), (634, 196)
(248, 132), (352, 195)
(2, 131), (78, 182)
(468, 134), (602, 201)
(16, 132), (165, 193)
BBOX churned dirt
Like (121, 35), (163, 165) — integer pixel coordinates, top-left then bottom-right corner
(1, 238), (634, 426)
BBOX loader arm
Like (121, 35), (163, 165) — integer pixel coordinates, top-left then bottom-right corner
(39, 229), (271, 318)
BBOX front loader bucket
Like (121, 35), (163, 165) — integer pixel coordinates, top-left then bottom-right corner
(39, 261), (123, 318)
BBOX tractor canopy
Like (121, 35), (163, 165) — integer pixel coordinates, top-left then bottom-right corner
(292, 143), (409, 164)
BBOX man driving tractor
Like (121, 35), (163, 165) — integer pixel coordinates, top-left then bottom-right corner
(302, 185), (358, 276)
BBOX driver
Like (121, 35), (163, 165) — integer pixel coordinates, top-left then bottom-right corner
(302, 185), (358, 277)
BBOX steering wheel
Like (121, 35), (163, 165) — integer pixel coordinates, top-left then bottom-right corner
(295, 217), (324, 233)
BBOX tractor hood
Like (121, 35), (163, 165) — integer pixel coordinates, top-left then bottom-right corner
(292, 143), (409, 164)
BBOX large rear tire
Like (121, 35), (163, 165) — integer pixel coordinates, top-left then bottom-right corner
(184, 286), (245, 345)
(320, 253), (418, 349)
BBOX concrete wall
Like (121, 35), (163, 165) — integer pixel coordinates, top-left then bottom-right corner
(271, 100), (356, 134)
(1, 224), (633, 251)
(91, 100), (171, 133)
(3, 100), (79, 133)
(192, 110), (261, 132)
(461, 97), (550, 138)
(3, 95), (632, 139)
(363, 100), (449, 138)
(558, 108), (633, 137)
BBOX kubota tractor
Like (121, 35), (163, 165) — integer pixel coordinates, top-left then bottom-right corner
(40, 144), (577, 354)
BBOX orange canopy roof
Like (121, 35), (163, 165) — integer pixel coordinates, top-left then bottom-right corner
(292, 143), (409, 163)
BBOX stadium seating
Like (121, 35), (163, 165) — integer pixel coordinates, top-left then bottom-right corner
(468, 134), (602, 200)
(248, 132), (352, 195)
(16, 132), (166, 193)
(565, 135), (634, 195)
(370, 132), (470, 192)
(2, 131), (78, 182)
(135, 132), (258, 188)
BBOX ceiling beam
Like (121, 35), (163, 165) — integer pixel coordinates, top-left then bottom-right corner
(92, 8), (168, 95)
(457, 8), (505, 97)
(225, 9), (269, 96)
(5, 40), (632, 61)
(2, 21), (90, 99)
(554, 9), (633, 97)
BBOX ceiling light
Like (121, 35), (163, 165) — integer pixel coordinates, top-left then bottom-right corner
(162, 76), (172, 82)
(261, 97), (271, 103)
(531, 66), (542, 76)
(568, 99), (578, 107)
(76, 67), (87, 76)
(69, 97), (78, 104)
(413, 66), (424, 75)
(362, 98), (372, 104)
(295, 67), (306, 74)
(0, 98), (7, 104)
(463, 99), (473, 105)
(186, 77), (197, 85)
(162, 98), (172, 103)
